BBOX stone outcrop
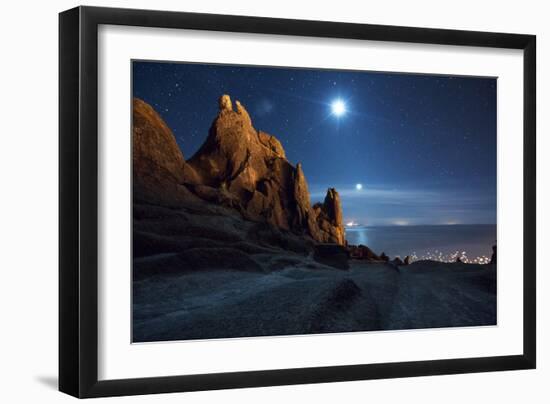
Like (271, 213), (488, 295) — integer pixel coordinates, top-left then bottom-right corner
(133, 95), (346, 245)
(309, 188), (346, 245)
(349, 244), (381, 261)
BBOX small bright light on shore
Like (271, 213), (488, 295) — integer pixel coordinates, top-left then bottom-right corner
(331, 99), (346, 116)
(355, 183), (363, 190)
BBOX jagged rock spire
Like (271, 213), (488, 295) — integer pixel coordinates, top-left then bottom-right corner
(324, 188), (344, 228)
(308, 188), (345, 245)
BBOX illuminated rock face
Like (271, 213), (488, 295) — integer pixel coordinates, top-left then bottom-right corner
(133, 95), (346, 245)
(132, 98), (201, 207)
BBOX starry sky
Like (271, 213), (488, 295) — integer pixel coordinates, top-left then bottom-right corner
(133, 61), (497, 226)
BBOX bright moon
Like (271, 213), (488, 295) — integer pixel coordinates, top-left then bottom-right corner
(355, 183), (363, 190)
(331, 99), (346, 116)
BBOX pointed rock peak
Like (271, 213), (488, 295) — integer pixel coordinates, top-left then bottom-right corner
(219, 94), (233, 111)
(325, 188), (336, 202)
(235, 100), (245, 113)
(324, 188), (343, 226)
(216, 95), (252, 126)
(235, 99), (248, 114)
(235, 100), (252, 125)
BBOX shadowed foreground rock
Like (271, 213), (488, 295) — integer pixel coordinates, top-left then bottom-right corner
(133, 260), (497, 342)
(349, 244), (381, 261)
(313, 244), (350, 270)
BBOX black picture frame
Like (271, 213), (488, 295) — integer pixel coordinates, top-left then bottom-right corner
(59, 6), (536, 398)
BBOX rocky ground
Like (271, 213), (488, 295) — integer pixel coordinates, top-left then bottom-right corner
(132, 202), (496, 343)
(133, 258), (496, 342)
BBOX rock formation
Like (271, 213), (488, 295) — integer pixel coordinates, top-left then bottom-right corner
(133, 95), (346, 245)
(348, 244), (381, 261)
(310, 188), (346, 245)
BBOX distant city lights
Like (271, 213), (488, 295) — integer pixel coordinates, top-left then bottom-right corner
(404, 250), (491, 264)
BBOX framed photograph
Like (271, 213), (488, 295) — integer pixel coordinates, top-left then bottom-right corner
(59, 6), (536, 398)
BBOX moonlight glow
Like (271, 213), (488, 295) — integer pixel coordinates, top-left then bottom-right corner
(331, 99), (347, 116)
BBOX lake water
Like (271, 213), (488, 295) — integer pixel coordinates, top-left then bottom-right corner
(345, 224), (496, 264)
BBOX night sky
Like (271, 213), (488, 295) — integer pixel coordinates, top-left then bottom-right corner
(133, 61), (496, 226)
